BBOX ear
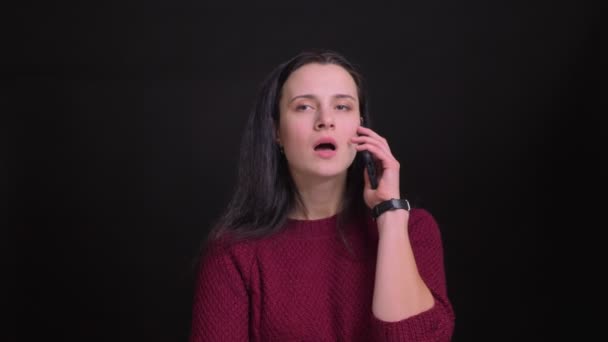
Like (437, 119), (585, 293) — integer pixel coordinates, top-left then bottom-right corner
(274, 122), (281, 145)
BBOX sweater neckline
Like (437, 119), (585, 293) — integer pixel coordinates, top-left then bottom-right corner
(284, 213), (339, 238)
(283, 212), (378, 239)
(286, 213), (339, 223)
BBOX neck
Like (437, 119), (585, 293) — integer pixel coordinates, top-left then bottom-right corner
(288, 172), (347, 220)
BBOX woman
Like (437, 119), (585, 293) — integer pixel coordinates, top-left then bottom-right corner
(189, 50), (455, 341)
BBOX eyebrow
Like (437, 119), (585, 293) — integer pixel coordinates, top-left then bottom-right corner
(288, 94), (357, 104)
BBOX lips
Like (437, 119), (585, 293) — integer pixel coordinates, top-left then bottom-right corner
(313, 137), (337, 151)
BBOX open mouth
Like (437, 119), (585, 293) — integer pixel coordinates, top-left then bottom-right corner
(314, 142), (336, 151)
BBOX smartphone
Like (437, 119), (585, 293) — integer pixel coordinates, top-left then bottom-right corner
(361, 150), (378, 189)
(359, 120), (378, 189)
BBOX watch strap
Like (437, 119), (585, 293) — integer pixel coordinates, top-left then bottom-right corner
(371, 198), (410, 219)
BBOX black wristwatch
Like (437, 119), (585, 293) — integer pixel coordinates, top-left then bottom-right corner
(371, 198), (411, 219)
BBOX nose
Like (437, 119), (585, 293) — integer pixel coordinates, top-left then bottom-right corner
(314, 109), (335, 131)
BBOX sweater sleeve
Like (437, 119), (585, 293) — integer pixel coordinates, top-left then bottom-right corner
(189, 237), (254, 342)
(370, 209), (455, 341)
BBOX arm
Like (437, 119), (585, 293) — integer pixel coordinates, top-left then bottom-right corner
(372, 209), (434, 320)
(189, 238), (252, 342)
(352, 126), (454, 341)
(371, 209), (455, 341)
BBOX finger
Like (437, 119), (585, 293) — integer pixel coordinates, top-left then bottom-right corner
(351, 135), (391, 155)
(355, 143), (399, 169)
(356, 126), (390, 149)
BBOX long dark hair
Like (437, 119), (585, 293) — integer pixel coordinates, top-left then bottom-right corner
(207, 49), (373, 245)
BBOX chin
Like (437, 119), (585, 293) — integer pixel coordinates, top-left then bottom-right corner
(289, 155), (353, 180)
(308, 164), (349, 179)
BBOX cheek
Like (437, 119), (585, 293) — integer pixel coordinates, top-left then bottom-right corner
(343, 120), (360, 139)
(281, 122), (308, 148)
(343, 141), (358, 169)
(340, 122), (359, 154)
(347, 142), (358, 159)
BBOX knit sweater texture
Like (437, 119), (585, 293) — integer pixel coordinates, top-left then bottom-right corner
(190, 208), (455, 341)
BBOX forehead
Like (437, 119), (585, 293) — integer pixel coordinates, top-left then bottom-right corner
(282, 63), (358, 97)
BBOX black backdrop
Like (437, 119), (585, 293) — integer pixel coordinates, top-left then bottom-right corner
(16, 1), (600, 341)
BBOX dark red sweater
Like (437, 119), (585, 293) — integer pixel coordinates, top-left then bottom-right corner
(190, 209), (455, 341)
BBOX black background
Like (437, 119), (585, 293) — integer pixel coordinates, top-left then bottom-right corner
(16, 1), (600, 341)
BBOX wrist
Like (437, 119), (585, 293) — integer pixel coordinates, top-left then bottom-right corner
(375, 209), (409, 238)
(371, 198), (411, 220)
(375, 208), (409, 224)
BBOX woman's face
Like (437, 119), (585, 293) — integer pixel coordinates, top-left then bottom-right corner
(277, 63), (360, 182)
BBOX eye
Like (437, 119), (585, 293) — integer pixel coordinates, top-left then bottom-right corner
(295, 104), (314, 111)
(336, 104), (351, 111)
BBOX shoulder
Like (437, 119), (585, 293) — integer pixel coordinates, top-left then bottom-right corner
(197, 234), (259, 279)
(408, 208), (444, 242)
(202, 233), (258, 262)
(409, 207), (438, 227)
(192, 234), (262, 298)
